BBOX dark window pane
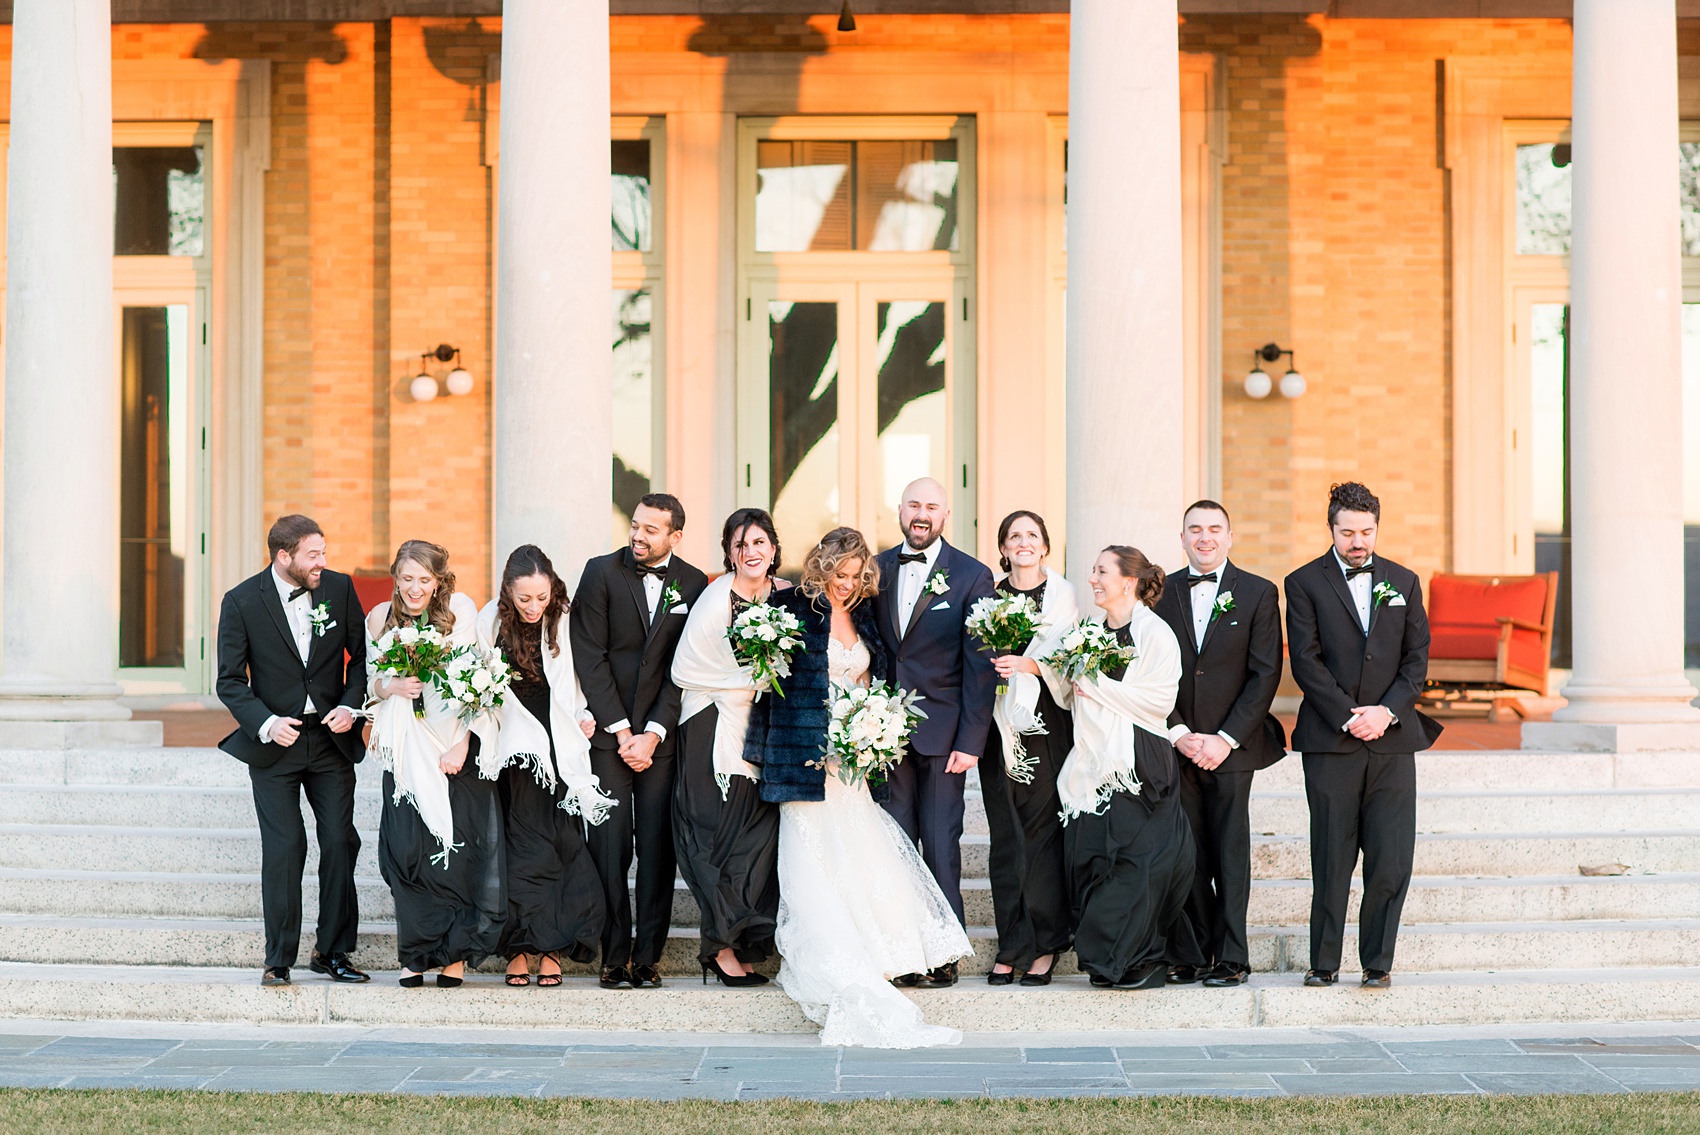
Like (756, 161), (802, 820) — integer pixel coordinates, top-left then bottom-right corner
(769, 301), (840, 551)
(612, 139), (651, 252)
(757, 141), (853, 251)
(754, 139), (958, 253)
(119, 305), (188, 668)
(857, 139), (958, 251)
(611, 288), (653, 548)
(114, 146), (203, 256)
(875, 301), (947, 538)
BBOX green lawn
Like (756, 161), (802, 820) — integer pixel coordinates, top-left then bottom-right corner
(2, 1090), (1699, 1135)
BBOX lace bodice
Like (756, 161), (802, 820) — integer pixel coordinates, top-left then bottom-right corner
(828, 636), (871, 688)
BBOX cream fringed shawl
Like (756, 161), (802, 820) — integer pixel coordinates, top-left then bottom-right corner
(670, 573), (762, 797)
(1054, 603), (1182, 823)
(990, 568), (1080, 784)
(472, 601), (615, 826)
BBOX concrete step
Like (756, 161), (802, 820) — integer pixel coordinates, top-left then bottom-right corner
(1, 912), (1695, 975)
(1252, 831), (1700, 879)
(1245, 789), (1700, 836)
(0, 785), (386, 830)
(0, 960), (1696, 1032)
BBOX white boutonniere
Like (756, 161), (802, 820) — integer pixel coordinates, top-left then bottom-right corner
(925, 571), (950, 598)
(1210, 591), (1236, 623)
(1372, 581), (1403, 609)
(307, 602), (336, 637)
(659, 580), (682, 613)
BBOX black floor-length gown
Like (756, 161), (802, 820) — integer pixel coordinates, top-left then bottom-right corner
(673, 594), (780, 967)
(980, 577), (1074, 971)
(1067, 624), (1198, 984)
(379, 738), (507, 973)
(496, 634), (605, 964)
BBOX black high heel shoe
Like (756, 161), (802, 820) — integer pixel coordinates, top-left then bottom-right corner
(987, 968), (1016, 986)
(1020, 955), (1056, 987)
(702, 958), (763, 987)
(398, 972), (424, 988)
(436, 973), (463, 988)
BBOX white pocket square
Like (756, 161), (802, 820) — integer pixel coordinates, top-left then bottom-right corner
(930, 601), (950, 611)
(669, 603), (689, 615)
(1389, 596), (1406, 607)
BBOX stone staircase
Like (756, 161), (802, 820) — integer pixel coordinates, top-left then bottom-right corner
(0, 744), (1697, 1031)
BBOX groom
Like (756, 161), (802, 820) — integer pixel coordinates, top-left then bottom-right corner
(874, 477), (997, 988)
(216, 515), (369, 987)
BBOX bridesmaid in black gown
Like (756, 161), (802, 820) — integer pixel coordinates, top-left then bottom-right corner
(981, 511), (1078, 987)
(669, 509), (786, 986)
(481, 546), (607, 987)
(1061, 546), (1196, 990)
(369, 540), (505, 987)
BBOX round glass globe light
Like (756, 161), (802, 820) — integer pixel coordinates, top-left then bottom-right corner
(1279, 370), (1307, 399)
(1244, 368), (1273, 399)
(410, 373), (439, 402)
(444, 367), (474, 396)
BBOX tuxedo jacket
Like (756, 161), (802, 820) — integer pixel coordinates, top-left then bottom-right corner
(1154, 560), (1287, 772)
(215, 567), (368, 768)
(871, 540), (998, 758)
(1283, 551), (1443, 755)
(569, 548), (709, 756)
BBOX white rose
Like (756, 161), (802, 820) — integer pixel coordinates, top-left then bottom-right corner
(397, 626), (419, 645)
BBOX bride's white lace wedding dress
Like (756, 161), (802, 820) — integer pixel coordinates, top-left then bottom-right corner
(774, 635), (972, 1048)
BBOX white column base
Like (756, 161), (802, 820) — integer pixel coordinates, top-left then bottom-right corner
(0, 679), (161, 746)
(0, 719), (163, 749)
(1522, 720), (1700, 753)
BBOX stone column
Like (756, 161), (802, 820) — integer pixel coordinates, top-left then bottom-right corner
(0, 0), (156, 746)
(1525, 0), (1700, 751)
(1064, 0), (1185, 586)
(493, 1), (612, 589)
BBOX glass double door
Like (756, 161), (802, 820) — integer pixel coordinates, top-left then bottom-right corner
(739, 279), (962, 558)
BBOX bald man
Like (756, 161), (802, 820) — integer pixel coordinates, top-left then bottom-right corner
(872, 477), (998, 988)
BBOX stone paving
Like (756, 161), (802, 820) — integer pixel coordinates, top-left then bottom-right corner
(0, 1020), (1696, 1099)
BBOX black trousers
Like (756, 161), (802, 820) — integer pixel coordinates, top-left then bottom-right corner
(586, 745), (677, 967)
(247, 719), (361, 969)
(1303, 748), (1416, 973)
(1175, 761), (1255, 969)
(881, 750), (966, 925)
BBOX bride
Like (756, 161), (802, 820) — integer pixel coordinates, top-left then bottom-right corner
(744, 527), (970, 1048)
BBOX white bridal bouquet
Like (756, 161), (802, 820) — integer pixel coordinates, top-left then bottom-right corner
(727, 602), (806, 698)
(370, 618), (453, 717)
(1041, 619), (1136, 684)
(964, 593), (1043, 695)
(435, 644), (513, 723)
(824, 679), (927, 787)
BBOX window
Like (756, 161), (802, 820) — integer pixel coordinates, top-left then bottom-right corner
(610, 121), (663, 547)
(611, 288), (655, 538)
(1515, 141), (1700, 257)
(114, 146), (204, 257)
(119, 305), (191, 668)
(612, 139), (651, 253)
(754, 139), (959, 252)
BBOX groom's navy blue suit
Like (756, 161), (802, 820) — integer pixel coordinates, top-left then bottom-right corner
(873, 539), (998, 924)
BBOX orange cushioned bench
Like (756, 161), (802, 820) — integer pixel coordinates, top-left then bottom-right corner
(1426, 572), (1558, 695)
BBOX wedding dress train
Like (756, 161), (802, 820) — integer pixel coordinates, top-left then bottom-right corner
(774, 636), (971, 1048)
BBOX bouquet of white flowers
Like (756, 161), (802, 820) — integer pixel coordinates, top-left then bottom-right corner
(1041, 619), (1136, 684)
(435, 643), (513, 723)
(370, 618), (453, 717)
(964, 593), (1043, 695)
(823, 679), (927, 787)
(726, 602), (806, 698)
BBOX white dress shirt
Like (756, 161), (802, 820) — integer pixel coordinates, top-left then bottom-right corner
(896, 539), (943, 631)
(604, 555), (674, 741)
(1336, 549), (1374, 632)
(257, 567), (316, 743)
(1165, 563), (1239, 752)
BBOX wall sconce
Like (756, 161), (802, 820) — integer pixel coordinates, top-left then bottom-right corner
(409, 344), (473, 402)
(1245, 342), (1306, 399)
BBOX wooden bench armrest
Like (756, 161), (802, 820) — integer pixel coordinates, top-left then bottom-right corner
(1493, 616), (1549, 634)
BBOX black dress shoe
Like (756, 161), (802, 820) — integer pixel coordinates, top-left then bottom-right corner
(892, 972), (922, 988)
(1166, 965), (1202, 985)
(1114, 963), (1169, 990)
(1303, 969), (1338, 987)
(1088, 972), (1115, 988)
(1361, 969), (1392, 989)
(987, 969), (1016, 986)
(1202, 963), (1250, 988)
(631, 964), (663, 988)
(921, 962), (958, 988)
(310, 952), (370, 983)
(599, 965), (632, 989)
(1018, 969), (1053, 987)
(261, 966), (290, 987)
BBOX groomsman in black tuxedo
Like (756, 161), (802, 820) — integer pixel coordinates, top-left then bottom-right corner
(1285, 482), (1442, 990)
(1155, 500), (1286, 989)
(571, 493), (708, 990)
(216, 515), (369, 987)
(873, 476), (997, 988)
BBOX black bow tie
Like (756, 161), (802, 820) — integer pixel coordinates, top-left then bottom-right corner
(1188, 572), (1217, 587)
(898, 551), (928, 565)
(287, 586), (310, 602)
(632, 562), (668, 578)
(1343, 564), (1373, 579)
